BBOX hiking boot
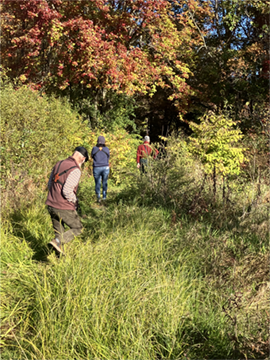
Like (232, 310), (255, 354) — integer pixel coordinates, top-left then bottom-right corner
(49, 238), (65, 255)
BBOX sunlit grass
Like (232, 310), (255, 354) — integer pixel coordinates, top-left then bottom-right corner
(0, 203), (217, 358)
(1, 179), (269, 359)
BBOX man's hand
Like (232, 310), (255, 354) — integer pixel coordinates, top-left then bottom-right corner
(137, 163), (140, 169)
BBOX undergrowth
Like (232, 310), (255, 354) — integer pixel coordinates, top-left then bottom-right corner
(1, 169), (269, 359)
(1, 125), (269, 359)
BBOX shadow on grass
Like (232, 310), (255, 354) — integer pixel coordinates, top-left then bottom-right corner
(6, 195), (108, 262)
(7, 208), (51, 263)
(112, 182), (268, 253)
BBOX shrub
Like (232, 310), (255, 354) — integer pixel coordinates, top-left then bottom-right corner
(132, 134), (204, 211)
(1, 80), (90, 209)
(187, 111), (246, 177)
(1, 79), (140, 211)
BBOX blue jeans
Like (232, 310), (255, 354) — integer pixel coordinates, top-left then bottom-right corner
(93, 166), (110, 199)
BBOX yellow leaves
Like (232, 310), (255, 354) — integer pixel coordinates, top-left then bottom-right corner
(72, 136), (83, 142)
(19, 75), (27, 82)
(188, 112), (246, 176)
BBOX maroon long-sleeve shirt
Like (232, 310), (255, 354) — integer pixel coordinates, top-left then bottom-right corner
(136, 142), (159, 164)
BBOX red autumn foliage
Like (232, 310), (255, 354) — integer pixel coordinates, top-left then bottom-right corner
(1, 0), (209, 105)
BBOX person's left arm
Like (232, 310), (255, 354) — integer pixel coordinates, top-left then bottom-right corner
(136, 145), (142, 167)
(62, 169), (81, 204)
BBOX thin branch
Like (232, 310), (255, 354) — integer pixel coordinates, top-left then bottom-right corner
(188, 11), (208, 54)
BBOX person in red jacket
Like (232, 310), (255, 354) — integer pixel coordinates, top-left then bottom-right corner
(136, 136), (159, 173)
(46, 146), (89, 255)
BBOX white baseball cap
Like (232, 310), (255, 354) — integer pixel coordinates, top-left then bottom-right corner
(144, 136), (150, 142)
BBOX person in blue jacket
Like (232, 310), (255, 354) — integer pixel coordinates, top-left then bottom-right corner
(91, 136), (110, 202)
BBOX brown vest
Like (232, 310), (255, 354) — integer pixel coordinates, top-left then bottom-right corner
(46, 156), (81, 210)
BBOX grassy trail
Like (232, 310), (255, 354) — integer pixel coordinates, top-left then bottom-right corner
(1, 182), (269, 360)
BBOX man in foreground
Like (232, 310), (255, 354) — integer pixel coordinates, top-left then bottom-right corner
(136, 136), (159, 173)
(46, 146), (89, 255)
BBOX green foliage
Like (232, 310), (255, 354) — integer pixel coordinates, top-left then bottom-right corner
(0, 80), (89, 187)
(132, 134), (199, 208)
(188, 111), (246, 176)
(106, 129), (140, 184)
(0, 78), (141, 211)
(72, 91), (138, 132)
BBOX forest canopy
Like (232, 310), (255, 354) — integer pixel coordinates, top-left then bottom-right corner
(1, 0), (269, 137)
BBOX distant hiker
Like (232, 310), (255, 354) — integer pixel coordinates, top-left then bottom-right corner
(136, 136), (159, 173)
(46, 146), (89, 255)
(91, 136), (110, 202)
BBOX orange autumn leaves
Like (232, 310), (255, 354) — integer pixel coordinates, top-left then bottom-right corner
(1, 0), (207, 105)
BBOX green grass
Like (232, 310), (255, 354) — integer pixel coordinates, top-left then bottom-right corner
(1, 177), (269, 359)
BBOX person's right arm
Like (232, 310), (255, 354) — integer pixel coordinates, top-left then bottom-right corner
(136, 145), (141, 168)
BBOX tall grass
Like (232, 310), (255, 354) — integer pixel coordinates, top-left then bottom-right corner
(1, 191), (235, 360)
(1, 135), (269, 359)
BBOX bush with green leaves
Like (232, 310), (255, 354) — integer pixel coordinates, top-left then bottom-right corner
(1, 79), (141, 210)
(188, 111), (246, 177)
(131, 134), (203, 211)
(74, 91), (138, 132)
(1, 80), (90, 194)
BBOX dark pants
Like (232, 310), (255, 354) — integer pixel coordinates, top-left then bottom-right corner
(140, 159), (148, 174)
(47, 206), (83, 244)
